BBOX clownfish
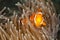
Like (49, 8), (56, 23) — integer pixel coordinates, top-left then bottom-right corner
(21, 8), (46, 28)
(30, 12), (46, 28)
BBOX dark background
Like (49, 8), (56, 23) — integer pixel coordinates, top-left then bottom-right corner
(52, 0), (60, 40)
(0, 0), (60, 40)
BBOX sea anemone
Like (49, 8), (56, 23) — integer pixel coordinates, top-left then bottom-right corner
(0, 0), (59, 40)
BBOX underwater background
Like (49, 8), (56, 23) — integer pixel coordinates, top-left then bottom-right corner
(52, 0), (60, 40)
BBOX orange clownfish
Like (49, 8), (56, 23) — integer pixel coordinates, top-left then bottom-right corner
(21, 12), (46, 28)
(30, 12), (46, 28)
